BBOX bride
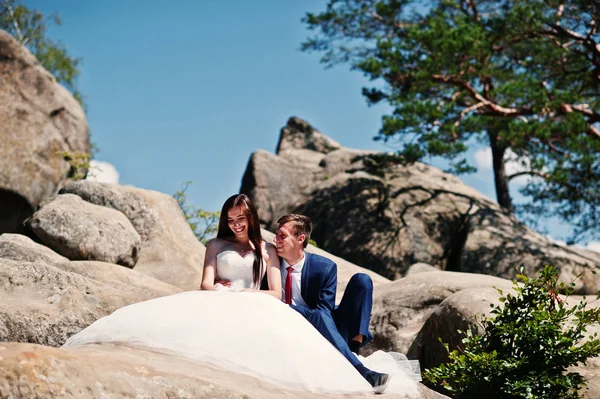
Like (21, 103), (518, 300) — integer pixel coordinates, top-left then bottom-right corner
(63, 194), (420, 396)
(199, 193), (281, 297)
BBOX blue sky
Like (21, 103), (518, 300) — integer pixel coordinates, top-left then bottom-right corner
(24, 0), (593, 246)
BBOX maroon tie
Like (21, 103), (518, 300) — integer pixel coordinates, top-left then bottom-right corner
(285, 266), (293, 305)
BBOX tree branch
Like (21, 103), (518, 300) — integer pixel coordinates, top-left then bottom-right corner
(454, 102), (485, 126)
(508, 170), (550, 181)
(3, 2), (25, 43)
(431, 74), (526, 115)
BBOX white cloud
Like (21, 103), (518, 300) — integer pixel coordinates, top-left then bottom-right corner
(86, 160), (120, 184)
(473, 148), (533, 185)
(586, 242), (600, 254)
(474, 148), (493, 171)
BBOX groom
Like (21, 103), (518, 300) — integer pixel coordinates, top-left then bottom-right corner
(274, 214), (390, 393)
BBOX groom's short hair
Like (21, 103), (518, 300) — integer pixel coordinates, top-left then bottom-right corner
(277, 214), (312, 248)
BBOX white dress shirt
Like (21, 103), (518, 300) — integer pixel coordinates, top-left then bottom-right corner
(281, 255), (308, 308)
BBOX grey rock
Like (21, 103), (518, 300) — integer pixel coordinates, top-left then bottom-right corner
(59, 181), (205, 289)
(0, 342), (449, 399)
(0, 233), (68, 265)
(241, 117), (600, 293)
(405, 263), (440, 276)
(0, 257), (180, 346)
(365, 270), (512, 356)
(574, 358), (600, 399)
(276, 116), (342, 155)
(402, 280), (600, 390)
(407, 286), (500, 370)
(30, 194), (141, 267)
(0, 30), (89, 235)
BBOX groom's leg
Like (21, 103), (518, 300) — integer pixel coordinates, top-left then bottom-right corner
(333, 273), (374, 349)
(293, 306), (389, 390)
(294, 307), (364, 369)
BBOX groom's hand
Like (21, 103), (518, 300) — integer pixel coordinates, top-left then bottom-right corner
(214, 278), (231, 287)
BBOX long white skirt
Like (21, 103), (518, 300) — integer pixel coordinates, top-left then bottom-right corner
(63, 291), (420, 396)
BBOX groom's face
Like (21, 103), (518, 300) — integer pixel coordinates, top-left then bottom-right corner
(274, 222), (305, 261)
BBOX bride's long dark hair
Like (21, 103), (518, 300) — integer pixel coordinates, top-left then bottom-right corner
(217, 194), (264, 288)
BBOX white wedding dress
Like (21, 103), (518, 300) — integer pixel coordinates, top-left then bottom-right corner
(63, 250), (421, 395)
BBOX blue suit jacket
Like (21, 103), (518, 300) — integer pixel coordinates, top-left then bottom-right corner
(291, 252), (338, 314)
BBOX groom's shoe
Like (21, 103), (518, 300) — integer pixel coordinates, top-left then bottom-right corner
(365, 370), (390, 394)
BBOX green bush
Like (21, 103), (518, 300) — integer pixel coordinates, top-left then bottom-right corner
(425, 265), (600, 399)
(57, 150), (90, 180)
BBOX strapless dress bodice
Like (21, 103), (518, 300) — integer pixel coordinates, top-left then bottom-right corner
(215, 250), (261, 291)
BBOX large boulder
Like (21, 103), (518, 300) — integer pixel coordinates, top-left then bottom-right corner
(0, 30), (89, 235)
(30, 194), (141, 267)
(0, 254), (180, 346)
(403, 283), (600, 399)
(59, 181), (206, 290)
(0, 342), (450, 399)
(406, 286), (501, 370)
(241, 117), (600, 293)
(365, 270), (513, 356)
(0, 233), (68, 265)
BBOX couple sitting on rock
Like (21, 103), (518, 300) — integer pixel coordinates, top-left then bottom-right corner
(64, 194), (420, 396)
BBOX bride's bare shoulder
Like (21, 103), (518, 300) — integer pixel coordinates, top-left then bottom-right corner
(205, 237), (229, 252)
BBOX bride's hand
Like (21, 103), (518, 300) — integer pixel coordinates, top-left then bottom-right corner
(214, 278), (232, 288)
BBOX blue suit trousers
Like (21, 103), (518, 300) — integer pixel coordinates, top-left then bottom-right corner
(293, 273), (374, 371)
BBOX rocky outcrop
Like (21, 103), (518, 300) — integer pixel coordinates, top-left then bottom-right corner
(395, 278), (600, 399)
(0, 30), (89, 235)
(58, 181), (205, 290)
(0, 233), (180, 347)
(406, 286), (500, 370)
(365, 270), (512, 356)
(241, 117), (600, 293)
(0, 342), (450, 399)
(30, 194), (141, 267)
(0, 233), (68, 265)
(0, 251), (180, 346)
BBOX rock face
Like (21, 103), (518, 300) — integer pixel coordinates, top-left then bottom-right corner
(59, 181), (206, 289)
(0, 342), (450, 399)
(0, 255), (180, 347)
(0, 233), (68, 265)
(0, 30), (89, 235)
(30, 194), (141, 267)
(406, 286), (501, 370)
(241, 117), (600, 293)
(365, 270), (513, 356)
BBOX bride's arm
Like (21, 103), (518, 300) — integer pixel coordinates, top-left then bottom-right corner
(200, 239), (222, 290)
(241, 243), (282, 299)
(263, 243), (282, 299)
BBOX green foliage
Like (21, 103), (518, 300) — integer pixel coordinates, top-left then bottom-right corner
(308, 238), (319, 248)
(174, 182), (220, 244)
(302, 0), (600, 241)
(425, 266), (600, 399)
(0, 0), (84, 105)
(56, 150), (90, 181)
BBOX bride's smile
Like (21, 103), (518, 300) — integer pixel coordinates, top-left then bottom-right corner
(227, 206), (248, 240)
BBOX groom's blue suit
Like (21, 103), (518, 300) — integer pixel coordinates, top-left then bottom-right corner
(290, 252), (374, 371)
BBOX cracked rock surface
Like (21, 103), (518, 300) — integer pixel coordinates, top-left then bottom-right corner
(242, 117), (600, 293)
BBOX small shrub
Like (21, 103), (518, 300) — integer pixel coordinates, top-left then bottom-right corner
(173, 182), (219, 244)
(425, 265), (600, 399)
(57, 150), (90, 180)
